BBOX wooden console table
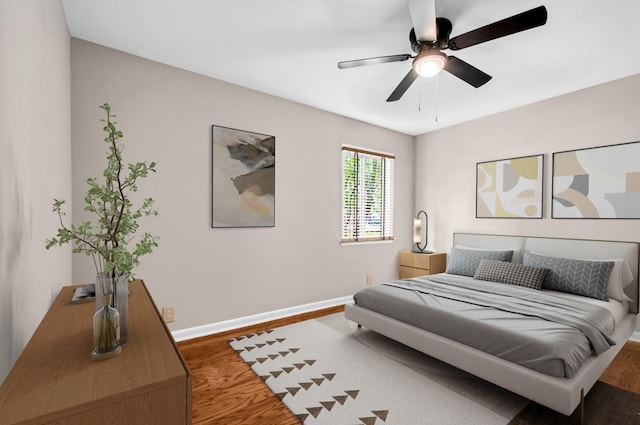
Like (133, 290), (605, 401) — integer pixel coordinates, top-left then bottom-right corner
(0, 280), (191, 425)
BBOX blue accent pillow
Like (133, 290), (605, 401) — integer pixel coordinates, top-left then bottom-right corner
(446, 247), (514, 277)
(522, 252), (614, 301)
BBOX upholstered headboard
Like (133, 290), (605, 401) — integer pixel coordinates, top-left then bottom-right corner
(453, 233), (640, 314)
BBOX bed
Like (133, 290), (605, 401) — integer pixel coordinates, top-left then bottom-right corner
(345, 233), (639, 416)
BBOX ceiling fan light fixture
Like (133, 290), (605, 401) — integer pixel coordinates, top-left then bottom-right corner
(413, 50), (447, 78)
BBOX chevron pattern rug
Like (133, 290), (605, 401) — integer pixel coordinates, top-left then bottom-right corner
(228, 314), (640, 425)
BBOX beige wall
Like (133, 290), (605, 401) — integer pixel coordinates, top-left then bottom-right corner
(70, 39), (415, 331)
(0, 0), (71, 383)
(415, 74), (640, 248)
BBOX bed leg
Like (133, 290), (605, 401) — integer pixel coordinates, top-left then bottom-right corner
(579, 388), (584, 425)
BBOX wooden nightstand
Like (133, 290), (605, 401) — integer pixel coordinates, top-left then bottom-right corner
(399, 251), (447, 279)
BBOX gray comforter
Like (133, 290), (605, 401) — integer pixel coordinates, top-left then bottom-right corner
(352, 274), (616, 378)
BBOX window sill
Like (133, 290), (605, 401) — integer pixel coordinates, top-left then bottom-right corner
(340, 239), (394, 246)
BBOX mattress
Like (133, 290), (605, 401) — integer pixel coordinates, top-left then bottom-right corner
(352, 274), (617, 378)
(541, 289), (628, 325)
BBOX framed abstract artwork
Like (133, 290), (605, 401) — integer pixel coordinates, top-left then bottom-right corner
(552, 141), (640, 219)
(476, 154), (544, 218)
(211, 125), (275, 227)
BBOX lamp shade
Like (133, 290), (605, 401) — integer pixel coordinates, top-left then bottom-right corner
(412, 210), (433, 254)
(413, 218), (422, 244)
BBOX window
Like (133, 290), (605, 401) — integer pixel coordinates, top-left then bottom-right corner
(341, 146), (394, 243)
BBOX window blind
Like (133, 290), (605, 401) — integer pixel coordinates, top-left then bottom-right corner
(341, 146), (394, 243)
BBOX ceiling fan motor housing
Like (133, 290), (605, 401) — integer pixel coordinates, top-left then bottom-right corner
(410, 17), (453, 53)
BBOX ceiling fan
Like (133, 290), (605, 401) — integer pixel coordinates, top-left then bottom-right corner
(337, 2), (548, 102)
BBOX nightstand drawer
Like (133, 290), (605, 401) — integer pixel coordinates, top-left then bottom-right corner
(398, 251), (447, 279)
(399, 265), (429, 279)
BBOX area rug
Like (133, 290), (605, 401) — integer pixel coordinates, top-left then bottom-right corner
(228, 314), (640, 425)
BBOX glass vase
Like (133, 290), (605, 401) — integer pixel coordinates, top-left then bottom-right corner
(91, 294), (121, 360)
(96, 272), (129, 344)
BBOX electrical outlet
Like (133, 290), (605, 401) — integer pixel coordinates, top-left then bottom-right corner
(162, 306), (175, 323)
(366, 274), (373, 285)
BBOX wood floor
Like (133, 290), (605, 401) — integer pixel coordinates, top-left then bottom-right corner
(599, 339), (640, 391)
(178, 306), (640, 425)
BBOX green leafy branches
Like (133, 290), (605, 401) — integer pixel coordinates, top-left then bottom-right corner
(45, 103), (159, 279)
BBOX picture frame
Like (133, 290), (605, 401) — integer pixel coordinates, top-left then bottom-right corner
(476, 154), (544, 218)
(211, 125), (275, 227)
(552, 141), (640, 219)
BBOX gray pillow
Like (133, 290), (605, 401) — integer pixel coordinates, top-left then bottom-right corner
(522, 252), (614, 301)
(446, 247), (514, 277)
(474, 259), (548, 290)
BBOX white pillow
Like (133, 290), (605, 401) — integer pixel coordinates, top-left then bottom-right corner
(605, 258), (634, 303)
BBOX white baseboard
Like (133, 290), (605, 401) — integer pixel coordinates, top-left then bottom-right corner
(630, 331), (640, 343)
(172, 295), (354, 342)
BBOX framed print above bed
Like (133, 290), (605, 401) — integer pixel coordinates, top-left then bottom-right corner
(476, 154), (544, 218)
(552, 141), (640, 219)
(211, 125), (275, 228)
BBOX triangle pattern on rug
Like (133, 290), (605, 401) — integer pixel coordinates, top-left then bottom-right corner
(372, 410), (389, 421)
(271, 370), (283, 378)
(320, 401), (336, 411)
(307, 406), (323, 418)
(345, 390), (359, 399)
(229, 323), (394, 424)
(353, 409), (390, 424)
(287, 387), (301, 396)
(227, 317), (529, 424)
(333, 395), (348, 405)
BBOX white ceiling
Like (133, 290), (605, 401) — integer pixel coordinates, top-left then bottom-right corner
(62, 0), (640, 136)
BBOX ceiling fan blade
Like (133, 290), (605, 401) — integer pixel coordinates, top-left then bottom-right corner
(448, 5), (548, 51)
(386, 69), (419, 102)
(408, 0), (437, 42)
(338, 54), (412, 69)
(445, 56), (492, 88)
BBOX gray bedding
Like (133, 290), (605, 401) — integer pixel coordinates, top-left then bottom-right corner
(352, 274), (616, 378)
